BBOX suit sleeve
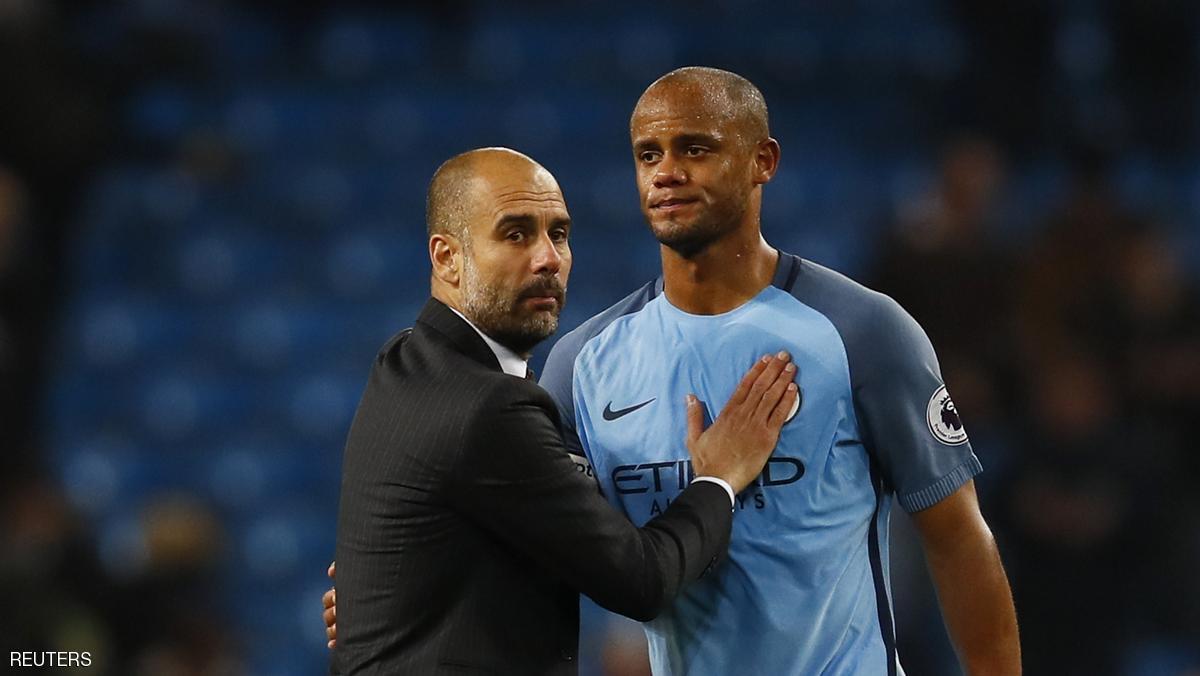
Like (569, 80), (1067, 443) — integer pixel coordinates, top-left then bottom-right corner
(450, 381), (731, 622)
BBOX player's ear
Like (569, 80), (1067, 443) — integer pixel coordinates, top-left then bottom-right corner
(430, 233), (462, 286)
(751, 137), (781, 185)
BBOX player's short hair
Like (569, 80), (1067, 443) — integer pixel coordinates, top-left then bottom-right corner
(635, 66), (770, 143)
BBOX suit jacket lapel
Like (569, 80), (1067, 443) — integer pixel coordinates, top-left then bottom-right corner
(416, 298), (504, 373)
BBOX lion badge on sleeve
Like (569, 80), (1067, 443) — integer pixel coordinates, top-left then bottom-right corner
(926, 384), (968, 446)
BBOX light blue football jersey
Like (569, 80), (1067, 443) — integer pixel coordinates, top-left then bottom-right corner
(540, 253), (982, 676)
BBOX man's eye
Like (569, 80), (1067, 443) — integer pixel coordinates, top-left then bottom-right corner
(639, 151), (661, 163)
(550, 229), (568, 242)
(686, 146), (707, 156)
(506, 231), (524, 242)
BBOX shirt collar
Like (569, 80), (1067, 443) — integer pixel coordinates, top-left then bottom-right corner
(448, 307), (529, 379)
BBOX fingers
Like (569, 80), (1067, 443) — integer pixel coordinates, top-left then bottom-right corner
(685, 394), (704, 447)
(324, 561), (337, 650)
(765, 382), (800, 428)
(755, 361), (797, 420)
(728, 354), (772, 406)
(323, 585), (337, 649)
(745, 352), (790, 412)
(324, 601), (337, 649)
(324, 604), (336, 629)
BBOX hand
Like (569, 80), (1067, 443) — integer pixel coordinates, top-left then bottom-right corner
(685, 352), (798, 494)
(323, 561), (337, 648)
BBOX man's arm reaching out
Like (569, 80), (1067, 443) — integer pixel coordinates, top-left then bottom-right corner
(911, 480), (1021, 675)
(324, 353), (798, 646)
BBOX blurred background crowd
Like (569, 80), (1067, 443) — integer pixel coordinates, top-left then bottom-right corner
(1, 1), (1198, 674)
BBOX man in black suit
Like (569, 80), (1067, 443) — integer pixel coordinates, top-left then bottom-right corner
(331, 147), (798, 674)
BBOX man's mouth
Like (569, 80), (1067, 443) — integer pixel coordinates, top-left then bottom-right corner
(651, 197), (698, 212)
(520, 284), (564, 309)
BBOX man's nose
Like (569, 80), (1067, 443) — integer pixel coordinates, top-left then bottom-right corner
(530, 231), (562, 275)
(653, 153), (687, 188)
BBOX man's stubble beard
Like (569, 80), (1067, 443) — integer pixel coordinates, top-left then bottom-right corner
(647, 190), (748, 259)
(459, 249), (564, 356)
(653, 217), (732, 258)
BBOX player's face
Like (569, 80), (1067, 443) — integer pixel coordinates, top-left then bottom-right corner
(630, 91), (757, 257)
(460, 167), (572, 355)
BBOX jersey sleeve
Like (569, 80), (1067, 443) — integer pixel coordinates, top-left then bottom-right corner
(540, 331), (602, 496)
(851, 294), (983, 513)
(540, 280), (660, 490)
(540, 334), (586, 458)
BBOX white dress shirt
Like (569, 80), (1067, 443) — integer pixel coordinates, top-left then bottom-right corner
(449, 306), (529, 378)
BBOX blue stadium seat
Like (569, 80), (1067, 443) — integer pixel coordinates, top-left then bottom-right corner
(286, 373), (361, 442)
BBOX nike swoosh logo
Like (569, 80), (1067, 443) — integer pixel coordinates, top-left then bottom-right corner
(602, 398), (656, 421)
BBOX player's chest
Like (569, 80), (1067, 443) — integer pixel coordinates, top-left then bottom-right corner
(580, 335), (860, 512)
(583, 331), (849, 447)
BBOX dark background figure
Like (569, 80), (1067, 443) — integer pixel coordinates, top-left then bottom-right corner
(2, 1), (1199, 674)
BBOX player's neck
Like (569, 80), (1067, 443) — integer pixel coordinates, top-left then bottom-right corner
(660, 229), (778, 315)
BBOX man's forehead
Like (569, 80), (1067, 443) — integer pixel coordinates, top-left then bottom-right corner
(472, 177), (567, 223)
(484, 174), (562, 200)
(632, 91), (738, 136)
(630, 110), (735, 143)
(633, 112), (731, 132)
(635, 82), (735, 116)
(489, 186), (567, 211)
(470, 162), (559, 198)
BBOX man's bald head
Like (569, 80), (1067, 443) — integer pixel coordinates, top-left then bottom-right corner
(632, 67), (770, 146)
(425, 146), (571, 356)
(425, 147), (556, 243)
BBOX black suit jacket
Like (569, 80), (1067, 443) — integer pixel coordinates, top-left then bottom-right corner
(331, 298), (733, 675)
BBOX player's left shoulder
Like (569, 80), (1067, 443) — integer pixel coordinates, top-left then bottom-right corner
(784, 256), (924, 347)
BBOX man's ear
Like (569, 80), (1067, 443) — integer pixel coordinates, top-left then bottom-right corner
(752, 137), (781, 186)
(430, 233), (462, 286)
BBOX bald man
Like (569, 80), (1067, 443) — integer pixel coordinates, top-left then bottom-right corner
(330, 147), (799, 674)
(534, 68), (1021, 674)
